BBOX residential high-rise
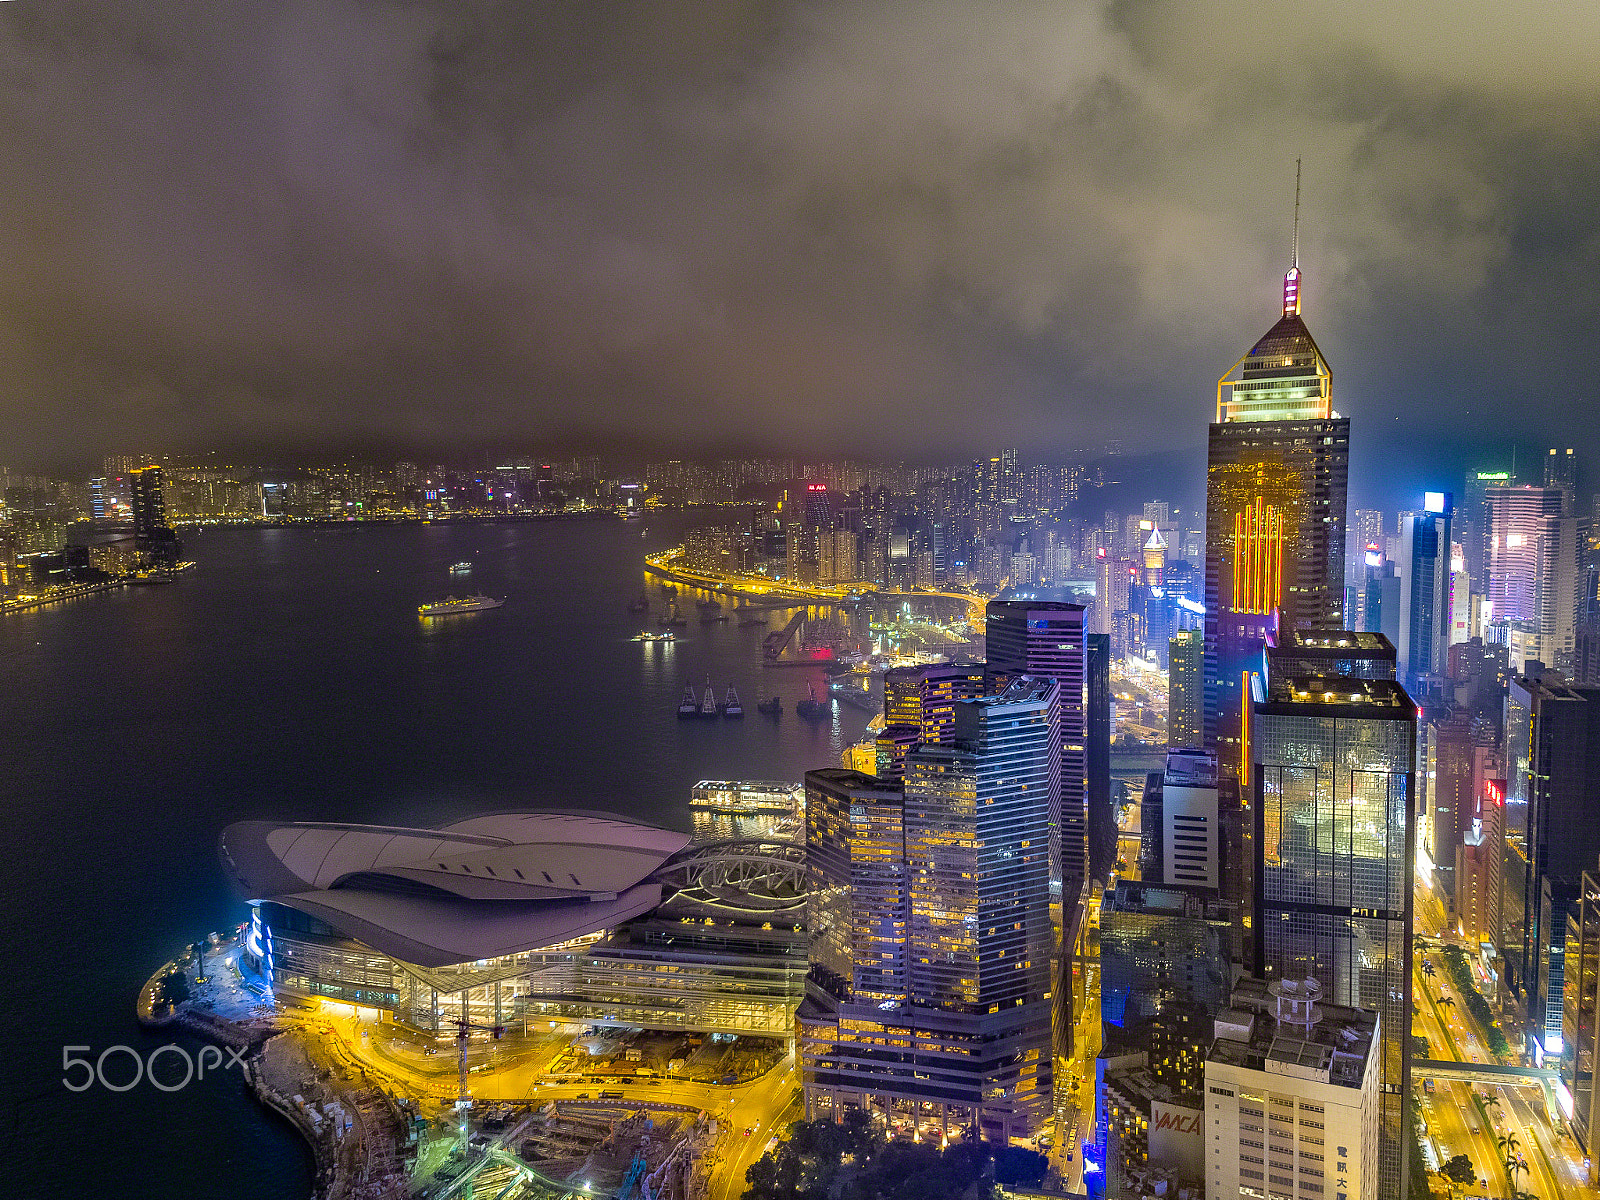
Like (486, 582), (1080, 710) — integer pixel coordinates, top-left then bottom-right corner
(985, 600), (1084, 889)
(799, 679), (1060, 1140)
(1168, 630), (1204, 749)
(129, 464), (180, 567)
(1205, 261), (1349, 789)
(1251, 674), (1415, 1200)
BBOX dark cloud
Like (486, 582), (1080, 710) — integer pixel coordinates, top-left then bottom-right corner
(0, 0), (1595, 481)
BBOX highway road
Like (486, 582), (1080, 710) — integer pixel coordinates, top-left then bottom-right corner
(1412, 873), (1594, 1200)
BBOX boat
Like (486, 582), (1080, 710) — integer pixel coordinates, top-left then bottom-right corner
(696, 598), (722, 612)
(449, 562), (472, 575)
(757, 695), (782, 717)
(627, 592), (649, 614)
(699, 678), (719, 719)
(632, 631), (675, 643)
(418, 594), (504, 616)
(129, 570), (174, 585)
(738, 614), (768, 627)
(796, 682), (830, 722)
(721, 685), (744, 718)
(677, 685), (700, 718)
(658, 601), (687, 627)
(701, 612), (729, 623)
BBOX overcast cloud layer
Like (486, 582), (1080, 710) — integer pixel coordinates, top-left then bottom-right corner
(0, 0), (1595, 474)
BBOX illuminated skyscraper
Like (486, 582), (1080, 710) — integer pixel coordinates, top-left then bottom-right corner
(129, 464), (180, 567)
(1397, 492), (1453, 698)
(883, 662), (986, 746)
(799, 679), (1060, 1140)
(1168, 630), (1204, 750)
(985, 600), (1083, 889)
(1252, 675), (1415, 1200)
(1204, 258), (1349, 788)
(1484, 484), (1565, 623)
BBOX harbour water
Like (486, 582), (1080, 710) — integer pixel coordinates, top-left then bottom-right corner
(0, 514), (869, 1199)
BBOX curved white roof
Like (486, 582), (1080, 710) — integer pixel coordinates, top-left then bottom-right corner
(220, 812), (690, 968)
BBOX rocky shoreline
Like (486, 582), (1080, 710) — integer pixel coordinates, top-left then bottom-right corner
(137, 940), (411, 1200)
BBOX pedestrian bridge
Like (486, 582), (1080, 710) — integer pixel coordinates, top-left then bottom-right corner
(1411, 1058), (1556, 1086)
(1411, 1058), (1564, 1118)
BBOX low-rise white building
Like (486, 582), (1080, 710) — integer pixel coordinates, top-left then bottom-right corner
(1203, 978), (1379, 1200)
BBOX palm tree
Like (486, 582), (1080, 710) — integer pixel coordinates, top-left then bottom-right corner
(1438, 995), (1457, 1017)
(1498, 1131), (1520, 1158)
(1506, 1156), (1527, 1192)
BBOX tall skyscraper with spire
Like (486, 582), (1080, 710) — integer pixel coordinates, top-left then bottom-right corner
(1204, 179), (1350, 948)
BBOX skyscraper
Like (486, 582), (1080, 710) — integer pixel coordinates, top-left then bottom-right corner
(1168, 630), (1204, 750)
(1512, 680), (1600, 1054)
(882, 662), (986, 747)
(129, 464), (180, 567)
(799, 679), (1060, 1140)
(1204, 260), (1350, 788)
(1485, 484), (1565, 624)
(1252, 674), (1415, 1200)
(985, 600), (1084, 889)
(1397, 492), (1453, 699)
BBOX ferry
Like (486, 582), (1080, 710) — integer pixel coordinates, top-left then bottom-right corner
(418, 594), (504, 616)
(449, 562), (473, 575)
(721, 685), (744, 718)
(632, 631), (675, 643)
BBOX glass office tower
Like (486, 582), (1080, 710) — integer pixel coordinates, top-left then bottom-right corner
(800, 679), (1060, 1141)
(984, 600), (1083, 888)
(1252, 675), (1416, 1200)
(1205, 266), (1349, 789)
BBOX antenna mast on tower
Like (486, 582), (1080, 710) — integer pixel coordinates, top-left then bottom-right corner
(1292, 157), (1302, 269)
(1282, 158), (1303, 316)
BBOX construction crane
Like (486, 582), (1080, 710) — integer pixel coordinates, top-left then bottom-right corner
(448, 1016), (504, 1151)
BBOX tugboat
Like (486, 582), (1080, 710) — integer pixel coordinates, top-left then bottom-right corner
(757, 694), (782, 717)
(658, 601), (687, 627)
(796, 682), (830, 722)
(627, 592), (649, 614)
(699, 678), (719, 719)
(677, 685), (700, 719)
(721, 684), (744, 718)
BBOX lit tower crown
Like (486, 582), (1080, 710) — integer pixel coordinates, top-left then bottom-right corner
(1214, 161), (1332, 423)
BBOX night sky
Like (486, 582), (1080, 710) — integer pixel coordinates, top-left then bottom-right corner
(0, 1), (1595, 495)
